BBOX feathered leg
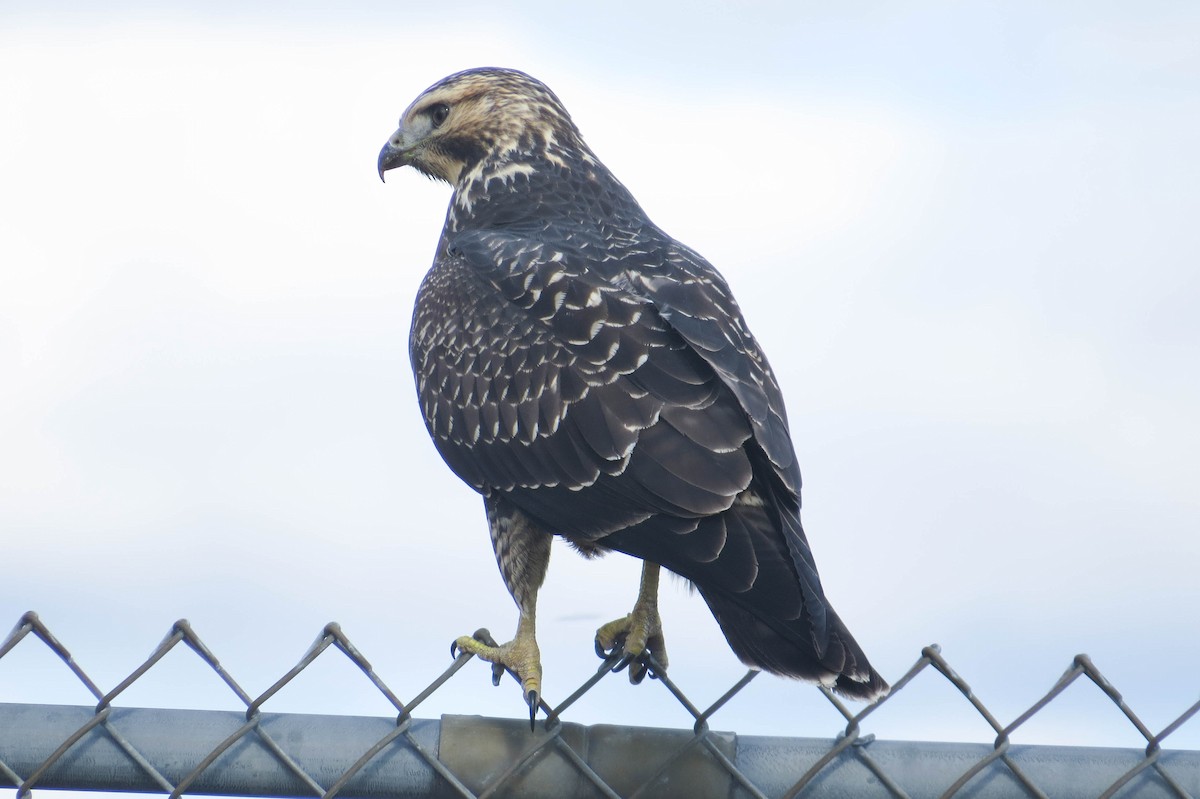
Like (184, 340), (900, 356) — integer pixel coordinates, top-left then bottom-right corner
(595, 561), (668, 683)
(451, 496), (550, 727)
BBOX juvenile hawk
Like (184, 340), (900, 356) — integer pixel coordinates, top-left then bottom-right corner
(378, 68), (887, 722)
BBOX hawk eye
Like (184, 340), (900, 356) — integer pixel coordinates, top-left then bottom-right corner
(429, 103), (451, 128)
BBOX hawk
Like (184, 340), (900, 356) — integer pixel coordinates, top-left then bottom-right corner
(378, 68), (887, 721)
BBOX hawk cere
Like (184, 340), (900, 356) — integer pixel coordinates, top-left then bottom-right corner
(378, 68), (887, 721)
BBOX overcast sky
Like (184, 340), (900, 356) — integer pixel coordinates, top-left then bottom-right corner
(2, 1), (1198, 757)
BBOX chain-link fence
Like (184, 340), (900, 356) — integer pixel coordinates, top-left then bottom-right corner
(2, 611), (1198, 798)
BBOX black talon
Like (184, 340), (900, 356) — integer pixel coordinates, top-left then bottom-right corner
(491, 663), (504, 687)
(526, 689), (539, 732)
(599, 630), (628, 665)
(450, 641), (459, 659)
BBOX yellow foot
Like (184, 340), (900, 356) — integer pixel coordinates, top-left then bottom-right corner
(451, 628), (543, 729)
(594, 609), (668, 684)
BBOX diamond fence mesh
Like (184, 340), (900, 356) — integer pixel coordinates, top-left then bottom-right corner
(2, 611), (1198, 798)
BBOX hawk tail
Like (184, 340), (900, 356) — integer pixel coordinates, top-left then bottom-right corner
(698, 586), (889, 701)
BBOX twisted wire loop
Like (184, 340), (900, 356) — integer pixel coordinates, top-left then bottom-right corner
(1, 611), (1198, 798)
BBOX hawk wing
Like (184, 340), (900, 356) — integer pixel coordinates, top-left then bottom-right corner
(411, 227), (829, 644)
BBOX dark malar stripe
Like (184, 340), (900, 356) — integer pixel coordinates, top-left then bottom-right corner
(437, 135), (490, 172)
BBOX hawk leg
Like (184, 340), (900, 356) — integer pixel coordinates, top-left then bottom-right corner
(595, 561), (668, 683)
(453, 496), (551, 728)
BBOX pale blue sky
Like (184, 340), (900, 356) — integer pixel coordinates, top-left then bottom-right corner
(2, 1), (1198, 755)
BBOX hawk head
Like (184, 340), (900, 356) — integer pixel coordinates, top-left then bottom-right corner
(377, 67), (588, 186)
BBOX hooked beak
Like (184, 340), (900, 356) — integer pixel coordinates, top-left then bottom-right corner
(377, 128), (410, 182)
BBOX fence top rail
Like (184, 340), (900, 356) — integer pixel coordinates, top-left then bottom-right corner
(1, 612), (1197, 799)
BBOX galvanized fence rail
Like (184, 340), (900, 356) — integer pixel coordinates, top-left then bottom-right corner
(1, 611), (1198, 799)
